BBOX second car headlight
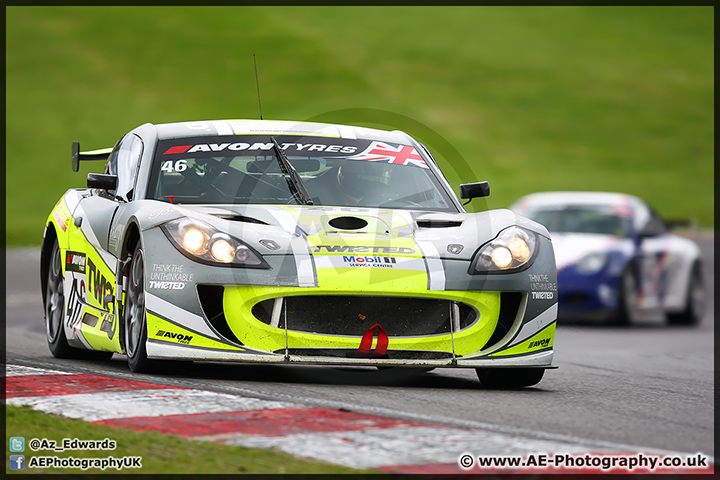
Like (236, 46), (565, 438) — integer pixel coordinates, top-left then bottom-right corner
(470, 226), (538, 274)
(161, 218), (269, 268)
(576, 251), (607, 275)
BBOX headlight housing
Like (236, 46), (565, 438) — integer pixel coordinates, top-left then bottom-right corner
(470, 226), (538, 274)
(576, 251), (607, 275)
(160, 218), (269, 268)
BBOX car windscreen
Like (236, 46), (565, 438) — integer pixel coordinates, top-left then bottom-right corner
(520, 205), (632, 236)
(147, 135), (458, 211)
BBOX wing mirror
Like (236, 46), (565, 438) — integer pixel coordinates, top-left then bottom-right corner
(664, 219), (693, 230)
(459, 181), (490, 205)
(87, 173), (118, 190)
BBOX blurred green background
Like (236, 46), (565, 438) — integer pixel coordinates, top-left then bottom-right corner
(6, 6), (713, 246)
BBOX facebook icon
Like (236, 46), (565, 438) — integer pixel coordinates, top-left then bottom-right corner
(10, 455), (25, 470)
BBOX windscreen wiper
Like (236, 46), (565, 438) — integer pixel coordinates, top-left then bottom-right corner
(270, 137), (314, 205)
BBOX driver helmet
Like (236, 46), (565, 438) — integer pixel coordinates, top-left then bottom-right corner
(337, 160), (391, 206)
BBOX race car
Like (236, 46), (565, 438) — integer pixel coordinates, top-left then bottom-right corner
(41, 119), (558, 388)
(511, 191), (705, 325)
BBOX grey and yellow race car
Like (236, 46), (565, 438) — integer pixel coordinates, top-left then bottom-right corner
(41, 119), (558, 387)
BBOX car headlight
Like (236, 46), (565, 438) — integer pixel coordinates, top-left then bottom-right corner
(470, 226), (538, 274)
(160, 218), (269, 268)
(576, 251), (607, 275)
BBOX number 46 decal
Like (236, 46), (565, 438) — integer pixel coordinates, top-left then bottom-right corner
(161, 160), (188, 173)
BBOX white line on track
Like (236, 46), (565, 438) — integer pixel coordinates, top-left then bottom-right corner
(220, 426), (599, 469)
(5, 364), (75, 377)
(7, 389), (297, 422)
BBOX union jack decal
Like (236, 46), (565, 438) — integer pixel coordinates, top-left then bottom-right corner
(346, 142), (428, 169)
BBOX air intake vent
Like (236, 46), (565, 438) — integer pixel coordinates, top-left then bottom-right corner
(215, 215), (268, 225)
(328, 216), (368, 230)
(481, 292), (522, 350)
(196, 285), (243, 345)
(416, 219), (463, 228)
(252, 295), (478, 336)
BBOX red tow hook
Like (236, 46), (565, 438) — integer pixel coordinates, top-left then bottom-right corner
(355, 323), (388, 357)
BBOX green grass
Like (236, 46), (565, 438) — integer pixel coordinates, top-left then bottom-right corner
(5, 6), (714, 246)
(5, 405), (373, 474)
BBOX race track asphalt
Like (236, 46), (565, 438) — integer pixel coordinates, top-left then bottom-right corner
(4, 232), (714, 464)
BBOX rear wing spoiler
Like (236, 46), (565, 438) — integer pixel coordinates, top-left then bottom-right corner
(71, 141), (112, 172)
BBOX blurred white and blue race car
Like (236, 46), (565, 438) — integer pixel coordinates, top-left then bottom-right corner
(511, 191), (705, 325)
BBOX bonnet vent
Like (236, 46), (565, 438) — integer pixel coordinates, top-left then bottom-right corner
(215, 214), (268, 225)
(416, 219), (464, 228)
(328, 216), (368, 230)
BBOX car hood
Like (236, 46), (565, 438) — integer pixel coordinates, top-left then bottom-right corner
(142, 203), (542, 261)
(549, 233), (623, 271)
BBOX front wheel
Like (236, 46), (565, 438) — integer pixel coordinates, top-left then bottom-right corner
(476, 368), (545, 388)
(614, 267), (639, 326)
(124, 241), (191, 374)
(124, 244), (156, 372)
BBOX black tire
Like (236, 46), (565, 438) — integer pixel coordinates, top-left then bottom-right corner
(45, 239), (112, 360)
(124, 241), (192, 374)
(666, 262), (704, 326)
(614, 267), (639, 326)
(124, 243), (155, 372)
(476, 368), (545, 388)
